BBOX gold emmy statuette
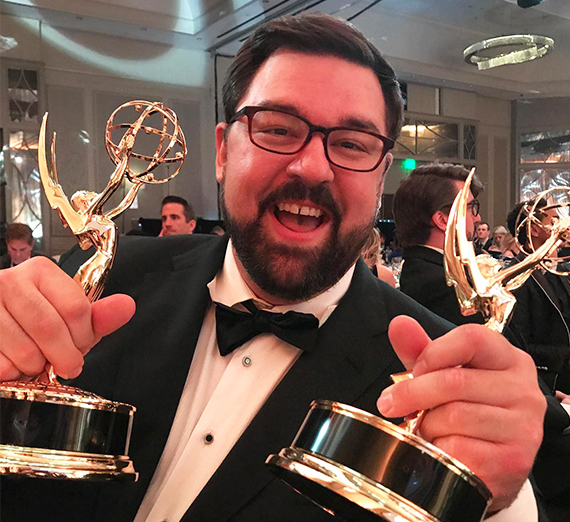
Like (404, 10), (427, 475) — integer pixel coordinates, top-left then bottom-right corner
(0, 101), (187, 481)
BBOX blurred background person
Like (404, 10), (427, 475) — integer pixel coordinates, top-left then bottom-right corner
(507, 199), (570, 394)
(473, 221), (492, 254)
(487, 225), (508, 259)
(360, 227), (396, 287)
(159, 195), (196, 236)
(1, 223), (39, 269)
(210, 225), (225, 236)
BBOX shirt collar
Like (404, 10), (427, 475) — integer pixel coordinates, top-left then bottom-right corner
(421, 244), (444, 255)
(208, 240), (355, 327)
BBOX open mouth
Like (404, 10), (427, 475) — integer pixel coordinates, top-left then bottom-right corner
(274, 202), (325, 232)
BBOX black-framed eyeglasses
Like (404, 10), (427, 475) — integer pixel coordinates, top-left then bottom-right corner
(441, 199), (480, 217)
(229, 106), (395, 173)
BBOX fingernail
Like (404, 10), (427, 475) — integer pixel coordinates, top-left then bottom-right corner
(68, 365), (83, 379)
(378, 390), (393, 415)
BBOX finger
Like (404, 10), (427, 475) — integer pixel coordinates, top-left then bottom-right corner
(91, 294), (136, 344)
(0, 352), (24, 381)
(36, 267), (96, 353)
(420, 401), (520, 444)
(0, 304), (47, 377)
(2, 265), (85, 379)
(379, 366), (538, 417)
(412, 324), (530, 376)
(388, 315), (432, 370)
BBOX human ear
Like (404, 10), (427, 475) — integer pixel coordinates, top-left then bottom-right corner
(215, 123), (228, 184)
(432, 210), (449, 233)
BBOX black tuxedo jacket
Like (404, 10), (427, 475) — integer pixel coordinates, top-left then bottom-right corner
(3, 235), (454, 522)
(509, 269), (570, 393)
(400, 246), (485, 327)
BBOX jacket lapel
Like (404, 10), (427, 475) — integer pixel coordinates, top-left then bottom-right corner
(185, 261), (403, 521)
(533, 271), (561, 309)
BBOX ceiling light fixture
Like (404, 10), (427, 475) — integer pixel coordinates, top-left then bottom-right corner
(463, 34), (554, 70)
(0, 35), (18, 53)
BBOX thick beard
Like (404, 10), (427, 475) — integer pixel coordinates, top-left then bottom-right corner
(221, 178), (377, 302)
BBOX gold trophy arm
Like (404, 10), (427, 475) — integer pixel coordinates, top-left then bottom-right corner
(105, 177), (143, 221)
(454, 169), (491, 296)
(38, 113), (84, 230)
(444, 206), (477, 312)
(444, 168), (486, 312)
(86, 152), (131, 216)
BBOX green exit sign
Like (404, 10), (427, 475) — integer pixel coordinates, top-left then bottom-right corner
(402, 158), (416, 170)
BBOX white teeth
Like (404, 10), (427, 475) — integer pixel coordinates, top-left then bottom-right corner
(277, 203), (323, 218)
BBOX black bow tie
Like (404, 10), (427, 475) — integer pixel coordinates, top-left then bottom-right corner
(215, 300), (319, 356)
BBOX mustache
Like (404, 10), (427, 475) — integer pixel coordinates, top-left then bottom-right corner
(257, 179), (341, 224)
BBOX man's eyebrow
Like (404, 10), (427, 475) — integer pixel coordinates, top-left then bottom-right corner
(256, 102), (302, 116)
(255, 102), (383, 134)
(339, 117), (381, 134)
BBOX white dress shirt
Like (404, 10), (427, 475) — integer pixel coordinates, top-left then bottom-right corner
(135, 241), (537, 522)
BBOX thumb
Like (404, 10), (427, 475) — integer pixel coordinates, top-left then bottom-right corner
(91, 294), (136, 340)
(388, 315), (432, 371)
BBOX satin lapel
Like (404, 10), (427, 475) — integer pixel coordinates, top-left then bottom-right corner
(559, 273), (570, 301)
(95, 237), (228, 522)
(185, 261), (403, 522)
(533, 271), (561, 309)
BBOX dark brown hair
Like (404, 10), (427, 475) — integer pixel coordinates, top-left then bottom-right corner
(6, 223), (33, 245)
(507, 198), (547, 246)
(222, 14), (404, 140)
(393, 163), (484, 249)
(161, 195), (196, 222)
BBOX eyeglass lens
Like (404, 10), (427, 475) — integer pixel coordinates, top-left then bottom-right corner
(468, 200), (480, 216)
(248, 109), (386, 171)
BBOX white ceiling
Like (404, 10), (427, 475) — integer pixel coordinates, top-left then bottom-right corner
(2, 0), (570, 99)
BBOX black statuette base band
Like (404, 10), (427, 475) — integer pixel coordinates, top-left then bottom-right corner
(0, 398), (132, 455)
(268, 401), (491, 522)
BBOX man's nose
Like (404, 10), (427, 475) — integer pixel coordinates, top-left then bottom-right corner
(285, 134), (334, 184)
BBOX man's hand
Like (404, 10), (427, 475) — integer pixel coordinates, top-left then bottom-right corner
(377, 316), (546, 513)
(0, 257), (135, 381)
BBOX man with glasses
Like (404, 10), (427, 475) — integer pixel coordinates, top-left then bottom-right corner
(394, 163), (486, 327)
(1, 15), (545, 522)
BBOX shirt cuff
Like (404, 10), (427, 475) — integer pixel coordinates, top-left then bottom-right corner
(485, 480), (537, 522)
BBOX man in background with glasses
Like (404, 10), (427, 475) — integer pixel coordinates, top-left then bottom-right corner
(394, 163), (486, 327)
(1, 14), (546, 522)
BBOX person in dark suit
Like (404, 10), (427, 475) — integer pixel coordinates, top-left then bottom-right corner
(506, 200), (570, 394)
(474, 222), (493, 254)
(0, 14), (546, 522)
(394, 163), (486, 327)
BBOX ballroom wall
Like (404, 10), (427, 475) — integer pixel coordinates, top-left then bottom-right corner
(2, 13), (519, 254)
